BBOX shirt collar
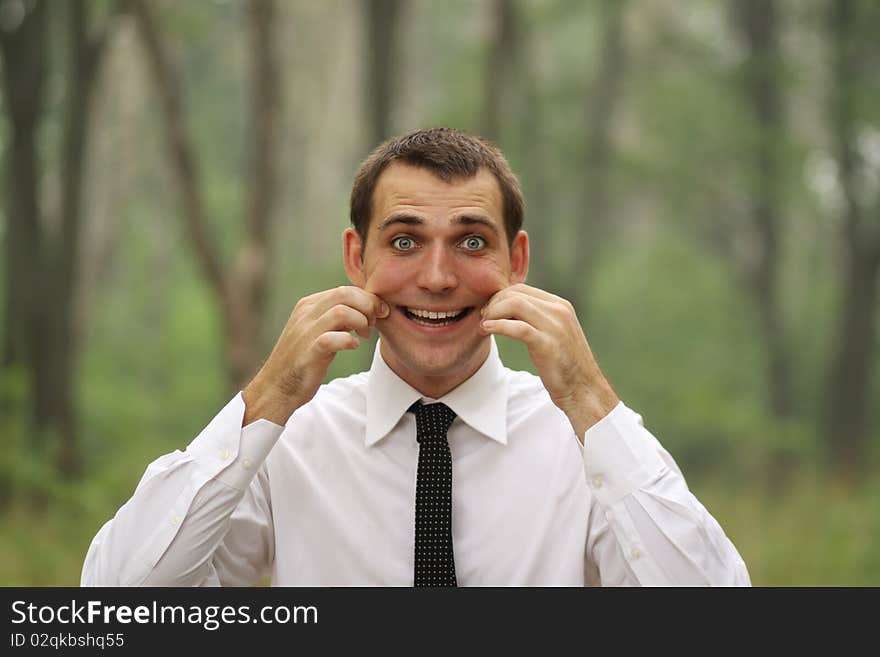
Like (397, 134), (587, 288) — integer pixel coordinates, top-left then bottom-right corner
(365, 336), (509, 447)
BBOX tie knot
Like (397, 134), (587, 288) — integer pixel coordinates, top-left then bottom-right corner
(409, 402), (457, 442)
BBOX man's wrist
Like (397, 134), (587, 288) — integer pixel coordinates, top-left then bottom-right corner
(565, 382), (620, 442)
(242, 377), (300, 427)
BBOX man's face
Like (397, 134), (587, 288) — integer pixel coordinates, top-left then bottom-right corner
(344, 162), (528, 397)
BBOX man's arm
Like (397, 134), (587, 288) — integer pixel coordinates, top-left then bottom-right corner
(481, 283), (751, 586)
(81, 393), (280, 586)
(579, 401), (751, 585)
(81, 286), (389, 586)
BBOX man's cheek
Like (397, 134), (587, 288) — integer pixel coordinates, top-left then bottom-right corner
(467, 268), (509, 304)
(362, 267), (402, 299)
(362, 258), (511, 302)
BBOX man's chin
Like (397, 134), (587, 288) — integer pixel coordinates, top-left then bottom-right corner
(378, 334), (491, 388)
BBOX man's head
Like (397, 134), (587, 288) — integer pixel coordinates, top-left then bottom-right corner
(349, 127), (524, 248)
(343, 128), (529, 398)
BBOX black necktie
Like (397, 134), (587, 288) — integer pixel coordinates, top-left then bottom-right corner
(409, 401), (457, 587)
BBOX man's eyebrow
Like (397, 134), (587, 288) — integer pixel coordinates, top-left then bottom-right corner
(453, 215), (500, 236)
(375, 213), (501, 236)
(376, 215), (424, 232)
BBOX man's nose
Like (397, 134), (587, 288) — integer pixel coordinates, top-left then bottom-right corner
(416, 244), (458, 293)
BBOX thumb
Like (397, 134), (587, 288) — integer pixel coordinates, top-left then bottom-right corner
(364, 283), (390, 319)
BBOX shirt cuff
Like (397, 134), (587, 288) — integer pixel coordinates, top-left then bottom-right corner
(185, 392), (285, 491)
(581, 401), (668, 505)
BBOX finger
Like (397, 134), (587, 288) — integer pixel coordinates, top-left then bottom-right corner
(338, 286), (389, 323)
(359, 284), (393, 321)
(312, 330), (360, 357)
(480, 284), (513, 314)
(509, 283), (566, 304)
(314, 286), (390, 324)
(480, 318), (541, 347)
(316, 304), (371, 337)
(483, 291), (559, 328)
(375, 297), (391, 320)
(485, 283), (571, 313)
(480, 285), (533, 316)
(366, 291), (391, 320)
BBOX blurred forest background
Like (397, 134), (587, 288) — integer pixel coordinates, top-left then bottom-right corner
(0, 0), (878, 586)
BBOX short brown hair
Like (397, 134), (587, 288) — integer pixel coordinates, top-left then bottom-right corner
(350, 127), (525, 247)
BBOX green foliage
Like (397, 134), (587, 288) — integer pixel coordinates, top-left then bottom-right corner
(1, 0), (878, 586)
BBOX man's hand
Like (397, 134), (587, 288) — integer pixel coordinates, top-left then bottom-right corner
(242, 286), (389, 426)
(480, 284), (619, 441)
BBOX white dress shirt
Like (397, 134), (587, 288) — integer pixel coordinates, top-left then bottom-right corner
(81, 337), (751, 586)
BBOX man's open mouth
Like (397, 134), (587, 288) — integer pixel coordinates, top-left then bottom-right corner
(401, 307), (473, 328)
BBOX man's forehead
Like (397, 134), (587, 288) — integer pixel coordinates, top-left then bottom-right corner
(371, 162), (503, 218)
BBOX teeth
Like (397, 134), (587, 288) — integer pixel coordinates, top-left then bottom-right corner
(408, 308), (463, 320)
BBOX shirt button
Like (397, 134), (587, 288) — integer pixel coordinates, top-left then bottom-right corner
(220, 447), (230, 460)
(591, 474), (604, 489)
(242, 458), (253, 470)
(630, 547), (641, 560)
(171, 515), (181, 526)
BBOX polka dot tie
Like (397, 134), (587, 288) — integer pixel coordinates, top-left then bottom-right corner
(409, 401), (458, 587)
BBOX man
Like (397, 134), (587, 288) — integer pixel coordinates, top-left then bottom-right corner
(81, 127), (750, 586)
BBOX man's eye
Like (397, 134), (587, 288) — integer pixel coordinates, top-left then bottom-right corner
(391, 236), (416, 250)
(461, 236), (486, 250)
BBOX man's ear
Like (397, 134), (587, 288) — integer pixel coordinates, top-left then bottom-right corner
(343, 227), (367, 287)
(509, 230), (530, 285)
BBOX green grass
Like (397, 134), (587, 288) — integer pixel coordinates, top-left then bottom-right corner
(692, 469), (880, 586)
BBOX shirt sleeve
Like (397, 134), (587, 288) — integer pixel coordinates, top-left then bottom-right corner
(80, 393), (284, 586)
(581, 401), (751, 586)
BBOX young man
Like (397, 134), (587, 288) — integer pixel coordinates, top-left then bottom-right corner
(82, 128), (750, 586)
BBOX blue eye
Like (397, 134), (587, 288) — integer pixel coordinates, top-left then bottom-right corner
(391, 236), (416, 251)
(461, 236), (486, 250)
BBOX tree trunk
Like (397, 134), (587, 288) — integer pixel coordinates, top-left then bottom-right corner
(364, 0), (400, 149)
(129, 0), (229, 301)
(822, 0), (880, 478)
(131, 0), (281, 391)
(48, 0), (111, 477)
(231, 0), (280, 388)
(517, 5), (552, 289)
(0, 0), (48, 442)
(483, 0), (520, 144)
(1, 0), (114, 477)
(558, 0), (626, 316)
(734, 0), (793, 420)
(825, 251), (880, 475)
